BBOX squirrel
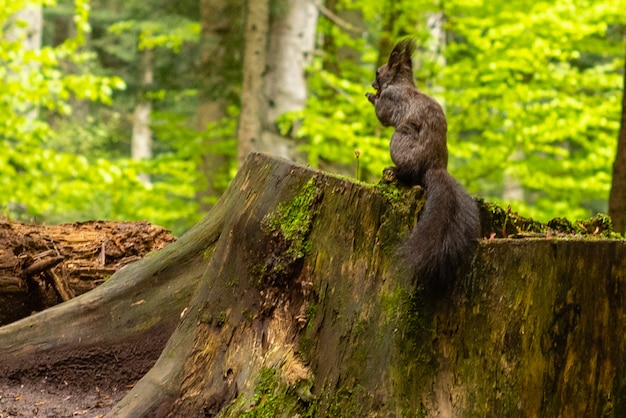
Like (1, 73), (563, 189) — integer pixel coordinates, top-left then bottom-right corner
(366, 39), (480, 290)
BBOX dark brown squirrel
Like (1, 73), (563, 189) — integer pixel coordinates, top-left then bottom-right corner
(366, 39), (480, 290)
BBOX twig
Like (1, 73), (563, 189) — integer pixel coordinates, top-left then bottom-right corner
(23, 256), (64, 276)
(46, 269), (75, 302)
(309, 0), (363, 34)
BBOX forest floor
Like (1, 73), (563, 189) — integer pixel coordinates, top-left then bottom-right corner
(0, 220), (176, 417)
(0, 380), (127, 417)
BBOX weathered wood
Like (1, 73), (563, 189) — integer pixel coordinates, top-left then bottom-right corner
(0, 153), (624, 417)
(0, 220), (175, 324)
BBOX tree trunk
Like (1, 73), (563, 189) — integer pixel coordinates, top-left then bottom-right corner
(260, 0), (318, 163)
(609, 48), (626, 235)
(1, 153), (625, 417)
(132, 48), (154, 186)
(195, 0), (243, 211)
(237, 0), (269, 165)
(238, 0), (317, 165)
(8, 5), (42, 122)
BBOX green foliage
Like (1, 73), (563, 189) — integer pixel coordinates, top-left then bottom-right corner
(2, 0), (625, 235)
(0, 0), (124, 145)
(285, 55), (392, 182)
(1, 0), (126, 219)
(298, 0), (625, 223)
(0, 0), (203, 235)
(108, 16), (200, 53)
(441, 0), (625, 222)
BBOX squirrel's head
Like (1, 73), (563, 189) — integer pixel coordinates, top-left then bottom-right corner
(371, 39), (416, 96)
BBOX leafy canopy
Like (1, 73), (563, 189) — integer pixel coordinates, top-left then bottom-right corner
(295, 0), (625, 222)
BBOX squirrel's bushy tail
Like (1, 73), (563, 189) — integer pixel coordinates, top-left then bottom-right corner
(400, 168), (480, 290)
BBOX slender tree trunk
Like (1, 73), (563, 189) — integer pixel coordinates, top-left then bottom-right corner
(260, 0), (318, 163)
(376, 0), (399, 68)
(237, 0), (269, 166)
(195, 0), (243, 211)
(238, 0), (318, 165)
(608, 49), (626, 235)
(8, 5), (42, 122)
(132, 48), (154, 186)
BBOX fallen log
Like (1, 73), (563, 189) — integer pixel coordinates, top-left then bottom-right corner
(0, 220), (175, 324)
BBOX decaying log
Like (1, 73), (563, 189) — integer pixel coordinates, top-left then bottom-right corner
(0, 220), (176, 324)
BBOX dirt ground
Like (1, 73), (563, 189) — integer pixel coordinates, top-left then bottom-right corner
(0, 219), (177, 417)
(0, 379), (127, 418)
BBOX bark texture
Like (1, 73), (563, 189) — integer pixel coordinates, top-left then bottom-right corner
(261, 0), (318, 163)
(195, 0), (243, 211)
(0, 153), (625, 417)
(237, 0), (270, 165)
(609, 50), (626, 235)
(238, 0), (318, 165)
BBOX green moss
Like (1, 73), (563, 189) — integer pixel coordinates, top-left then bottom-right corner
(305, 302), (318, 330)
(380, 284), (405, 326)
(257, 178), (320, 284)
(223, 367), (316, 418)
(217, 310), (226, 327)
(219, 363), (381, 417)
(479, 200), (624, 239)
(321, 385), (367, 417)
(573, 213), (621, 238)
(373, 180), (425, 257)
(374, 181), (403, 204)
(374, 180), (423, 213)
(263, 178), (317, 255)
(246, 368), (280, 413)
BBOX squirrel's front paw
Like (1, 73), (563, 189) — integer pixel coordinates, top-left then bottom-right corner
(381, 166), (398, 183)
(365, 92), (377, 104)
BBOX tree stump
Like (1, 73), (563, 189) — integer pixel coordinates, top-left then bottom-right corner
(0, 153), (624, 417)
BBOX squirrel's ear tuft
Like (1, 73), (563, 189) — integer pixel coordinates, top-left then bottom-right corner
(388, 38), (416, 75)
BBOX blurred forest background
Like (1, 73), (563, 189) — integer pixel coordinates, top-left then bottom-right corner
(1, 0), (625, 236)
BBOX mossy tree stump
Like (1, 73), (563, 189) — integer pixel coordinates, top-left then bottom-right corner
(0, 153), (624, 417)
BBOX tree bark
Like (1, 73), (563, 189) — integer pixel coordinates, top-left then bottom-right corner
(237, 0), (269, 165)
(260, 0), (318, 163)
(1, 153), (625, 417)
(608, 48), (626, 235)
(238, 0), (317, 165)
(195, 0), (243, 211)
(131, 48), (154, 186)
